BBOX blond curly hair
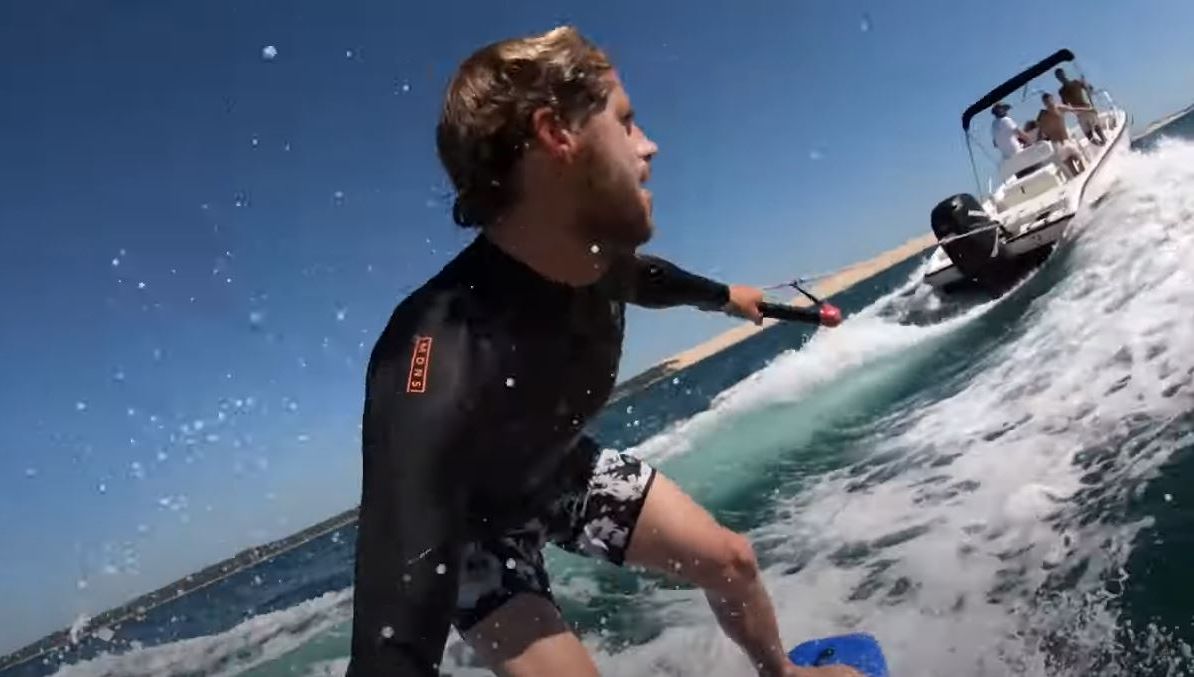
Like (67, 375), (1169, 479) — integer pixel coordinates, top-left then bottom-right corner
(435, 26), (615, 228)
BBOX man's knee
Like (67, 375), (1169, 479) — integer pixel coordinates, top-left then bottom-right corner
(698, 530), (760, 591)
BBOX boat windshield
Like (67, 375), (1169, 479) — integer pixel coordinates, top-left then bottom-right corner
(962, 63), (1119, 196)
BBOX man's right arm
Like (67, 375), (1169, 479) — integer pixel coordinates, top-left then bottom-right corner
(347, 319), (474, 677)
(1000, 117), (1030, 145)
(612, 253), (730, 310)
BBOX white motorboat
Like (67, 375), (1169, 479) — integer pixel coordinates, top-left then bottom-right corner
(922, 49), (1131, 293)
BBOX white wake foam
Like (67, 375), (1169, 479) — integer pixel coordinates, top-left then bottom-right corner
(626, 262), (1000, 467)
(588, 138), (1194, 676)
(47, 590), (351, 677)
(39, 140), (1194, 677)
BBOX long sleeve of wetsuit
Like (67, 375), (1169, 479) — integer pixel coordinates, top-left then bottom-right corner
(347, 319), (474, 677)
(618, 253), (731, 310)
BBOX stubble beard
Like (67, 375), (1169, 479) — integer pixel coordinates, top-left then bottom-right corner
(574, 146), (653, 255)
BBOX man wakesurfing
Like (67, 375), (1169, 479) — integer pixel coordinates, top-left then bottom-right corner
(346, 25), (859, 677)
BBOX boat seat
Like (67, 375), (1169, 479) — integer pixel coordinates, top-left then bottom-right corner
(993, 164), (1065, 212)
(999, 141), (1056, 181)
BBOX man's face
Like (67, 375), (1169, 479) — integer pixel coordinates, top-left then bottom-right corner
(570, 71), (659, 250)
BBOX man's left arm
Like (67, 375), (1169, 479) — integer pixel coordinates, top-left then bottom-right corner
(621, 253), (765, 323)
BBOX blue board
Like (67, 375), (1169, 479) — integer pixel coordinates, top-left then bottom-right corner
(788, 633), (889, 677)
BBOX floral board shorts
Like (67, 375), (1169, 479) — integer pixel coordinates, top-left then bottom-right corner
(452, 447), (657, 631)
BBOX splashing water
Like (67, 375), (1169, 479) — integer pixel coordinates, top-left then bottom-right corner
(581, 137), (1194, 677)
(10, 137), (1194, 677)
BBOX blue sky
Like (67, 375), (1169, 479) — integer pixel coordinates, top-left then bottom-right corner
(1, 0), (1192, 652)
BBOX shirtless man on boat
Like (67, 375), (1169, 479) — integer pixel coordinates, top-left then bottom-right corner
(1037, 93), (1094, 177)
(1055, 68), (1107, 145)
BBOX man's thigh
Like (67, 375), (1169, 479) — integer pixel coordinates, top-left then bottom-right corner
(460, 593), (599, 677)
(452, 445), (660, 673)
(623, 470), (750, 589)
(547, 446), (746, 588)
(453, 521), (597, 674)
(548, 446), (659, 564)
(453, 523), (554, 634)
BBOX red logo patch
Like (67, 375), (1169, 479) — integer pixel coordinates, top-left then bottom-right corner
(406, 336), (433, 393)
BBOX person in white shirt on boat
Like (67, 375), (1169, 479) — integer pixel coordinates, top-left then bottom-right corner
(1036, 93), (1092, 178)
(990, 101), (1030, 159)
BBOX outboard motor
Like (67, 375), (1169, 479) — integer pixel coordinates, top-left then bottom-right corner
(930, 193), (1013, 289)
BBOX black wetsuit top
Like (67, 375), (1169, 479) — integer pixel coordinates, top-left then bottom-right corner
(346, 235), (730, 676)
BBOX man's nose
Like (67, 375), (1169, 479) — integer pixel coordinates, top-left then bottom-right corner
(639, 131), (659, 160)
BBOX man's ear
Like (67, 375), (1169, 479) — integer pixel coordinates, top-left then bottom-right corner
(530, 107), (579, 163)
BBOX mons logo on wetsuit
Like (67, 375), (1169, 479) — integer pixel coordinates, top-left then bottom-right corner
(347, 25), (859, 677)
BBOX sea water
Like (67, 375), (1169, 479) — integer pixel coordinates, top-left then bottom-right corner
(6, 113), (1194, 677)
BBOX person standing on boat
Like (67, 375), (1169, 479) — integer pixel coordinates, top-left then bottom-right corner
(991, 102), (1031, 160)
(1055, 68), (1107, 145)
(1036, 93), (1091, 177)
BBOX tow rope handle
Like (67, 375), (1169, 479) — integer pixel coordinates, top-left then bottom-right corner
(759, 301), (842, 327)
(757, 278), (843, 327)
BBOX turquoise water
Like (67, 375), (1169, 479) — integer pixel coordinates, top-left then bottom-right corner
(7, 113), (1194, 676)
